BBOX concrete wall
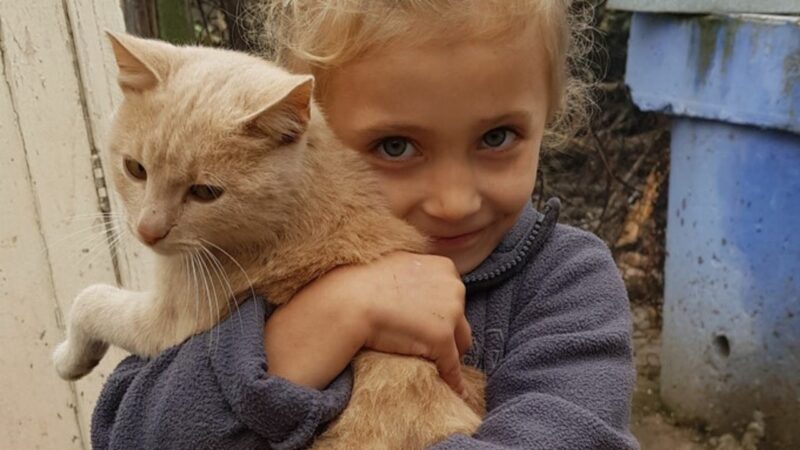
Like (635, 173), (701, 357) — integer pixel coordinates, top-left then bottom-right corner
(0, 1), (152, 448)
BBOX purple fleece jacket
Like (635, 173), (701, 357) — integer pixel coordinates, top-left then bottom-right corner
(91, 198), (639, 449)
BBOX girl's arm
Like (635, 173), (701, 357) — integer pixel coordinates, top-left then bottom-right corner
(265, 251), (471, 394)
(429, 231), (639, 450)
(91, 296), (353, 450)
(91, 252), (470, 450)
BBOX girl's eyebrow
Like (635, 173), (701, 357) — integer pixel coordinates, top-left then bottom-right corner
(355, 122), (434, 138)
(474, 111), (533, 129)
(355, 110), (533, 138)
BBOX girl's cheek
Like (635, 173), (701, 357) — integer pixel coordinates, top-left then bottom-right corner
(487, 154), (537, 199)
(374, 174), (418, 219)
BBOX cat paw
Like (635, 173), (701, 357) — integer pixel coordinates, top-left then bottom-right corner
(52, 339), (108, 381)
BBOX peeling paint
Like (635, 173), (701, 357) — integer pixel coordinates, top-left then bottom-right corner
(692, 16), (719, 84)
(783, 49), (800, 95)
(629, 13), (800, 134)
(694, 16), (741, 85)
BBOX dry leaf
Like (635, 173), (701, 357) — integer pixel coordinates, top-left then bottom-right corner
(615, 168), (664, 248)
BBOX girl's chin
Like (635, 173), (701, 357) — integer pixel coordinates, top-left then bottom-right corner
(432, 246), (491, 276)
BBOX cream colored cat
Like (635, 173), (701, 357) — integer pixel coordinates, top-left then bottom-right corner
(52, 32), (484, 449)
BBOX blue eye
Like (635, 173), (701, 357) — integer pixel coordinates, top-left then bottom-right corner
(376, 137), (416, 160)
(481, 127), (516, 149)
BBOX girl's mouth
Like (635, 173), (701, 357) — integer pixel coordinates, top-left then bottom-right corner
(431, 227), (485, 249)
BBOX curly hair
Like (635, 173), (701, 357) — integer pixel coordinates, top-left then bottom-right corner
(248, 0), (595, 149)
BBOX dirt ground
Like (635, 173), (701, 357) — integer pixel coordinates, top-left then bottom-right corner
(629, 304), (769, 450)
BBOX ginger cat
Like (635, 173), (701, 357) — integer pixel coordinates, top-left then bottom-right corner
(52, 32), (484, 449)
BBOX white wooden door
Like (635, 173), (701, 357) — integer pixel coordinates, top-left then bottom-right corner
(0, 1), (152, 448)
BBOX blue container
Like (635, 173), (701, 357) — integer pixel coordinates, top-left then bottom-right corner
(626, 13), (800, 448)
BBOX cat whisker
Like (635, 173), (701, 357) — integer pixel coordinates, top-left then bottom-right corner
(64, 212), (125, 223)
(198, 239), (256, 306)
(67, 211), (124, 218)
(71, 225), (124, 270)
(179, 252), (198, 348)
(199, 245), (244, 335)
(197, 250), (219, 354)
(195, 249), (217, 353)
(79, 230), (126, 275)
(106, 229), (139, 287)
(198, 239), (255, 346)
(187, 250), (202, 341)
(45, 220), (120, 254)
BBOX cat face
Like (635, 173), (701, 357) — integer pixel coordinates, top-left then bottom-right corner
(106, 33), (313, 255)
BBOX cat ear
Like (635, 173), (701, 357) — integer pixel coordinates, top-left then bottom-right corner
(105, 31), (173, 93)
(240, 75), (315, 145)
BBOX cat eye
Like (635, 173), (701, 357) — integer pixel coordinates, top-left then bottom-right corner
(189, 184), (224, 202)
(124, 158), (147, 180)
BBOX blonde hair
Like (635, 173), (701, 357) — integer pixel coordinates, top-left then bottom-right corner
(250, 0), (594, 149)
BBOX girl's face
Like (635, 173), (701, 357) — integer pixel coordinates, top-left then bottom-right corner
(323, 24), (551, 274)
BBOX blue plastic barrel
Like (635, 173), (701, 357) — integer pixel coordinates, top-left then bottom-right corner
(625, 13), (800, 448)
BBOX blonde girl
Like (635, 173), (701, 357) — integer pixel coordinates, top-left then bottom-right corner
(92, 2), (638, 449)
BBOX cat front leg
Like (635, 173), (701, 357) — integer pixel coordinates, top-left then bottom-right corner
(53, 284), (118, 380)
(53, 284), (161, 380)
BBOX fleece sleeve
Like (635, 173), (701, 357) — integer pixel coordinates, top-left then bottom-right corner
(430, 231), (639, 449)
(91, 297), (352, 450)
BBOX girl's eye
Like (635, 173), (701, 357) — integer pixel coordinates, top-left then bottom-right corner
(375, 137), (417, 161)
(124, 158), (147, 180)
(480, 127), (517, 150)
(189, 185), (224, 202)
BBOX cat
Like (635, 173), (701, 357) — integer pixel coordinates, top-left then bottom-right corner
(52, 32), (485, 449)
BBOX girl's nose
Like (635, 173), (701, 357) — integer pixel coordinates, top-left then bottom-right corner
(422, 163), (482, 223)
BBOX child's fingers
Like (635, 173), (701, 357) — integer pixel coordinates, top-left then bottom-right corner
(436, 341), (466, 395)
(455, 316), (472, 357)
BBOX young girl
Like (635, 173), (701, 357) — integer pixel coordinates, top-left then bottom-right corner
(92, 1), (637, 448)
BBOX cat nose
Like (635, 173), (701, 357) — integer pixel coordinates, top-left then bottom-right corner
(137, 222), (171, 246)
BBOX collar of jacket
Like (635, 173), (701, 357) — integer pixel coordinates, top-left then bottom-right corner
(462, 197), (561, 292)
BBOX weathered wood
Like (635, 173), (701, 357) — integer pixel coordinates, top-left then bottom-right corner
(0, 0), (134, 447)
(122, 0), (158, 38)
(0, 33), (86, 450)
(63, 0), (155, 438)
(65, 0), (155, 293)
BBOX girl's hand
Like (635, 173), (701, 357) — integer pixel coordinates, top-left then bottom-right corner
(263, 252), (472, 394)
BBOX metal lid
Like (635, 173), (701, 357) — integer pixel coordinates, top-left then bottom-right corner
(625, 13), (800, 134)
(608, 0), (800, 15)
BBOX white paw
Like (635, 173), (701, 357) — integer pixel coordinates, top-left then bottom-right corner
(53, 339), (109, 381)
(53, 340), (83, 380)
(52, 283), (117, 380)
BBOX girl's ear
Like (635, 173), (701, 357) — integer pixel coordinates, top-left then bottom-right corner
(105, 31), (174, 94)
(240, 75), (315, 145)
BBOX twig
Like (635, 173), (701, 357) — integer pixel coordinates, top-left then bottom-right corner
(195, 0), (211, 43)
(590, 129), (641, 193)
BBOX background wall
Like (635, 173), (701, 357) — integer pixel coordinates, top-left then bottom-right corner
(0, 1), (151, 448)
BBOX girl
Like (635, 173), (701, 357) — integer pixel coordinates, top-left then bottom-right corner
(92, 1), (638, 449)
